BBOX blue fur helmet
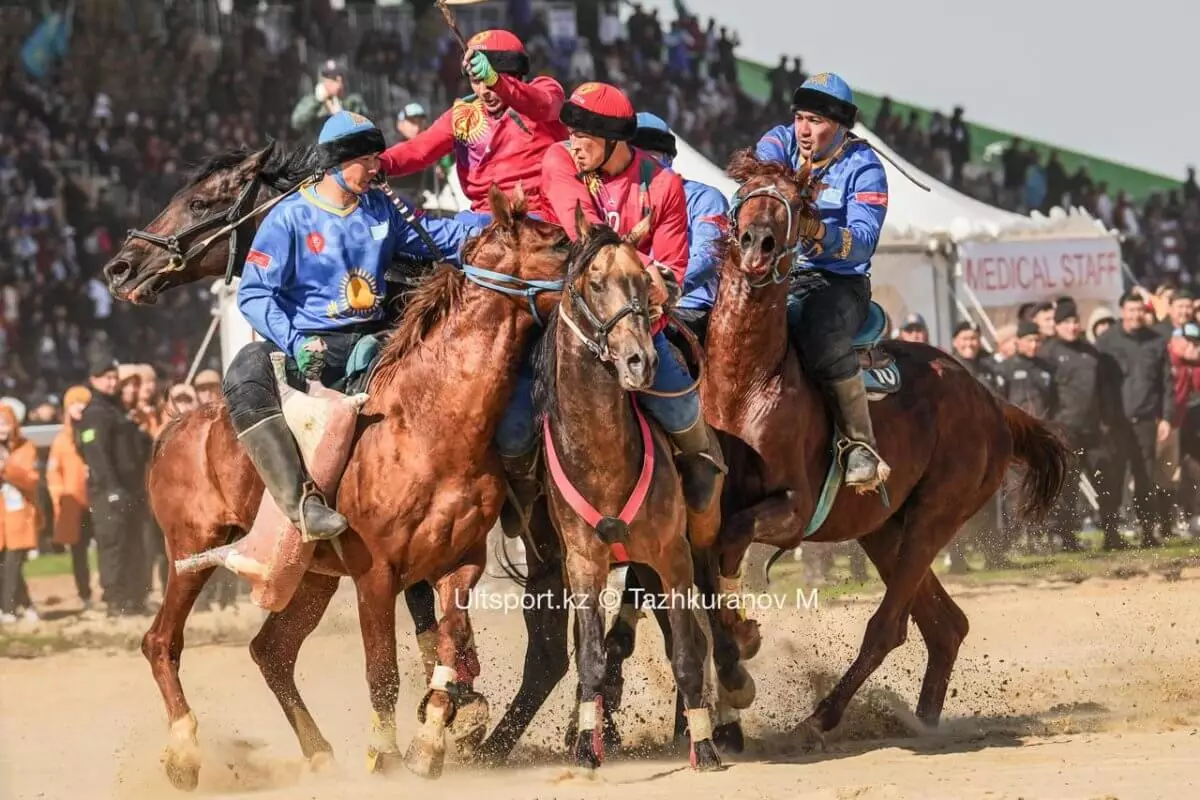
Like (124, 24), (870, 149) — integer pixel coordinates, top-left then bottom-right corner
(790, 72), (858, 129)
(316, 111), (386, 193)
(630, 112), (677, 163)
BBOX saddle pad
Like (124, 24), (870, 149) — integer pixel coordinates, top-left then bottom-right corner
(853, 301), (888, 350)
(864, 361), (902, 398)
(342, 333), (383, 395)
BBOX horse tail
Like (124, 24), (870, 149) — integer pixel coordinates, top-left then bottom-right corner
(763, 546), (789, 586)
(1003, 402), (1070, 520)
(492, 526), (530, 589)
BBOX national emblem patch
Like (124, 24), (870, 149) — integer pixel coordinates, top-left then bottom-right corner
(246, 249), (273, 269)
(306, 232), (325, 254)
(855, 191), (889, 206)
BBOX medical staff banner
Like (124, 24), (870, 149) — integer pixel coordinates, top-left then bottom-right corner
(956, 237), (1124, 307)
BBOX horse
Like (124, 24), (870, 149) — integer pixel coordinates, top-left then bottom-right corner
(531, 208), (723, 771)
(692, 148), (1070, 749)
(137, 184), (570, 788)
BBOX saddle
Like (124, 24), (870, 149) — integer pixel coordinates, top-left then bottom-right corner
(174, 353), (368, 611)
(787, 273), (901, 400)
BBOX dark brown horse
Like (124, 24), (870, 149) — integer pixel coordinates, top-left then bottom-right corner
(697, 149), (1069, 748)
(140, 185), (570, 787)
(533, 209), (722, 771)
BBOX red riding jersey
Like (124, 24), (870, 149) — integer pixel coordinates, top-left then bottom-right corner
(379, 75), (568, 217)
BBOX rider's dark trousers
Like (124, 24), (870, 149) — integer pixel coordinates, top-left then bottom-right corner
(785, 273), (871, 384)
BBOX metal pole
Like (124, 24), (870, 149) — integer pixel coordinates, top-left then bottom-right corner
(185, 315), (221, 386)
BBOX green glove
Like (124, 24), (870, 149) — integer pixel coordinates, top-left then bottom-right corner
(295, 337), (325, 379)
(467, 50), (499, 87)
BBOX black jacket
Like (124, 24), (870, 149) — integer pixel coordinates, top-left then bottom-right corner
(1096, 325), (1175, 423)
(995, 354), (1055, 419)
(1039, 336), (1125, 437)
(75, 390), (148, 500)
(954, 352), (1001, 394)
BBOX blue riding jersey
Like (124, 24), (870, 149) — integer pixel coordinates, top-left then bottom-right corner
(677, 178), (729, 311)
(238, 185), (478, 359)
(754, 124), (888, 277)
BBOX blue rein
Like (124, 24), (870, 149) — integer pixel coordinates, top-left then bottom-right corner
(458, 263), (564, 326)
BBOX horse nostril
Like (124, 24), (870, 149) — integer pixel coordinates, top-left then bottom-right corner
(105, 259), (131, 284)
(739, 231), (755, 249)
(627, 353), (643, 370)
(762, 235), (776, 253)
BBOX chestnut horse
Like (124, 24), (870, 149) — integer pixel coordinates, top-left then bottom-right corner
(532, 210), (723, 771)
(139, 186), (569, 788)
(694, 149), (1069, 749)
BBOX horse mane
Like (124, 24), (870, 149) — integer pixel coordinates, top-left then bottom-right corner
(375, 264), (466, 369)
(183, 139), (320, 193)
(714, 147), (812, 266)
(532, 224), (625, 427)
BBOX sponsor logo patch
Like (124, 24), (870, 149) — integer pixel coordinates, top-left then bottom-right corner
(246, 249), (273, 269)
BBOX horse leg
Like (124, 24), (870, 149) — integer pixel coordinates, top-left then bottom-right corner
(651, 536), (722, 771)
(405, 557), (486, 779)
(796, 502), (949, 749)
(692, 547), (747, 753)
(626, 564), (689, 745)
(140, 553), (216, 791)
(404, 580), (438, 681)
(564, 547), (611, 769)
(598, 566), (646, 752)
(248, 571), (340, 769)
(477, 507), (571, 765)
(858, 523), (971, 727)
(353, 565), (403, 775)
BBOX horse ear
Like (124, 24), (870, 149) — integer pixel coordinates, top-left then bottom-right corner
(574, 201), (593, 241)
(625, 210), (653, 249)
(235, 141), (276, 182)
(511, 180), (527, 216)
(726, 147), (759, 184)
(489, 183), (514, 232)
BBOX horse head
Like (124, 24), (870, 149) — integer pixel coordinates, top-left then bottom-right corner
(724, 148), (820, 288)
(103, 141), (306, 304)
(559, 202), (657, 391)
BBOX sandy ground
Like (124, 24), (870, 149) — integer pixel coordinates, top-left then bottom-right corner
(3, 565), (1200, 800)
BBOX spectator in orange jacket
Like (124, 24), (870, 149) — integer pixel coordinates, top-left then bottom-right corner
(0, 403), (44, 623)
(47, 385), (93, 610)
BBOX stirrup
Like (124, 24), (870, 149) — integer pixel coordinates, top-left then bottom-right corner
(297, 481), (343, 543)
(834, 437), (892, 488)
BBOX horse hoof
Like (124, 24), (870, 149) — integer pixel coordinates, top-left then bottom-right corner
(573, 730), (602, 770)
(448, 693), (490, 761)
(404, 705), (448, 780)
(793, 717), (826, 753)
(365, 747), (401, 775)
(718, 664), (757, 710)
(690, 738), (724, 771)
(162, 748), (200, 792)
(307, 750), (336, 774)
(713, 722), (745, 754)
(732, 618), (762, 661)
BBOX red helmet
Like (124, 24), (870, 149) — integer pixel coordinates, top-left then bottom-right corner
(559, 82), (637, 141)
(466, 29), (529, 77)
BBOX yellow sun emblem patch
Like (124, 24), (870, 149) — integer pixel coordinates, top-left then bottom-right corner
(808, 73), (832, 86)
(326, 268), (380, 319)
(468, 30), (493, 48)
(452, 99), (490, 143)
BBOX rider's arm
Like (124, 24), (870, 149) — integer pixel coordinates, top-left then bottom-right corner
(488, 75), (566, 123)
(379, 109), (456, 178)
(541, 144), (605, 238)
(684, 188), (729, 295)
(647, 171), (690, 285)
(754, 124), (793, 165)
(237, 214), (303, 357)
(387, 206), (480, 267)
(815, 162), (888, 262)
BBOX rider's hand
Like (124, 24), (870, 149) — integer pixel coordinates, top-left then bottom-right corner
(296, 337), (327, 379)
(646, 261), (680, 318)
(797, 210), (824, 242)
(463, 49), (499, 87)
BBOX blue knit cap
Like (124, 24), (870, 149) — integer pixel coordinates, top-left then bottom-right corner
(791, 72), (858, 128)
(631, 112), (677, 164)
(316, 111), (386, 193)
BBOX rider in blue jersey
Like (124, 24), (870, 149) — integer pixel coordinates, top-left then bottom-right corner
(754, 72), (891, 491)
(224, 111), (481, 540)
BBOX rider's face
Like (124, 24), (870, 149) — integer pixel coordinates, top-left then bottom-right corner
(793, 111), (840, 159)
(568, 130), (607, 172)
(471, 79), (505, 114)
(339, 154), (381, 194)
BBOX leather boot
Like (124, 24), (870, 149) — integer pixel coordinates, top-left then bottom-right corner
(668, 418), (727, 512)
(828, 373), (891, 492)
(238, 415), (348, 540)
(499, 448), (541, 538)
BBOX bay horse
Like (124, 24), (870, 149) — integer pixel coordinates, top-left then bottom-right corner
(532, 209), (722, 771)
(697, 148), (1069, 749)
(139, 185), (570, 788)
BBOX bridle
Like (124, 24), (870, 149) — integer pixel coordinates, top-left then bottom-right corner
(559, 272), (648, 362)
(122, 143), (311, 287)
(727, 181), (802, 289)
